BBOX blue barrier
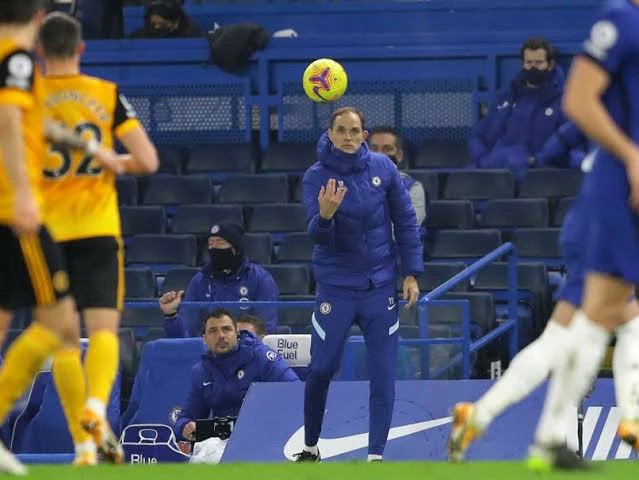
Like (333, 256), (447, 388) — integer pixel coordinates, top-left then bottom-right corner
(125, 243), (518, 380)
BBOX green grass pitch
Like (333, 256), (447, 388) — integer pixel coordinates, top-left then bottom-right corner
(22, 461), (638, 479)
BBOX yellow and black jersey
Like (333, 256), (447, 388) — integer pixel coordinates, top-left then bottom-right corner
(0, 40), (44, 224)
(40, 74), (140, 241)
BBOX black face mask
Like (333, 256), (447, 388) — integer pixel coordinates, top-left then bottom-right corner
(521, 67), (552, 86)
(209, 247), (242, 274)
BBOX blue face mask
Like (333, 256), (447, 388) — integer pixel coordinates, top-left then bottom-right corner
(522, 67), (552, 86)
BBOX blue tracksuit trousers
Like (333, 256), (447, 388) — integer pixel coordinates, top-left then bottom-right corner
(304, 282), (399, 456)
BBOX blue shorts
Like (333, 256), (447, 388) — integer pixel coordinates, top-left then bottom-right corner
(556, 194), (589, 306)
(586, 155), (639, 284)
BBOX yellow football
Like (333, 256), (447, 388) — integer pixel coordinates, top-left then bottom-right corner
(302, 58), (348, 103)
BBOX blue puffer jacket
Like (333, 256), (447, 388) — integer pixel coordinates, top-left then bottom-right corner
(469, 66), (566, 176)
(174, 331), (298, 439)
(302, 133), (423, 289)
(164, 256), (279, 338)
(535, 121), (589, 169)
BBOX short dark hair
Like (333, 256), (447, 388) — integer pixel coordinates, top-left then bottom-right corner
(330, 107), (366, 131)
(369, 126), (404, 152)
(201, 308), (236, 334)
(520, 37), (556, 63)
(0, 0), (44, 25)
(39, 12), (82, 58)
(237, 314), (266, 337)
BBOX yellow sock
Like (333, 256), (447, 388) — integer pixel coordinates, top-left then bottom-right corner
(52, 347), (92, 445)
(0, 323), (60, 423)
(84, 330), (119, 412)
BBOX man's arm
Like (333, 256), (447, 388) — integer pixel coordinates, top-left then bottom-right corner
(174, 364), (210, 440)
(387, 166), (424, 278)
(112, 89), (159, 174)
(469, 89), (511, 166)
(163, 276), (198, 338)
(258, 346), (300, 382)
(253, 270), (280, 334)
(408, 181), (426, 226)
(302, 170), (335, 246)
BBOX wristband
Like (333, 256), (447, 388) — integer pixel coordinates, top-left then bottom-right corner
(85, 139), (99, 156)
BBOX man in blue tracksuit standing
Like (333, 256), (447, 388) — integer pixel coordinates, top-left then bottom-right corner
(294, 107), (423, 462)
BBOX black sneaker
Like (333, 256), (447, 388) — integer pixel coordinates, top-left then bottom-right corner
(527, 444), (590, 472)
(293, 450), (321, 462)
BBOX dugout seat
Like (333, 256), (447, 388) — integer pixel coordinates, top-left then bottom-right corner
(157, 145), (186, 174)
(116, 176), (138, 205)
(186, 143), (256, 174)
(261, 142), (316, 172)
(127, 234), (198, 272)
(247, 204), (307, 234)
(414, 140), (470, 169)
(161, 267), (200, 295)
(444, 170), (515, 200)
(429, 229), (502, 261)
(406, 170), (440, 201)
(121, 338), (207, 429)
(427, 201), (474, 230)
(120, 206), (166, 236)
(278, 233), (314, 263)
(217, 175), (289, 204)
(125, 267), (156, 298)
(519, 169), (582, 199)
(263, 265), (311, 295)
(143, 175), (212, 205)
(478, 198), (549, 229)
(172, 205), (244, 235)
(553, 197), (575, 227)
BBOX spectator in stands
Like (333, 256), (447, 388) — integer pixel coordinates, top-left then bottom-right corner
(236, 314), (266, 339)
(160, 222), (280, 337)
(129, 0), (201, 38)
(369, 127), (427, 227)
(176, 309), (298, 443)
(469, 37), (585, 178)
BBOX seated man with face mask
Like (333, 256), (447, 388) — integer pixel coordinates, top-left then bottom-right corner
(469, 37), (585, 179)
(160, 222), (280, 337)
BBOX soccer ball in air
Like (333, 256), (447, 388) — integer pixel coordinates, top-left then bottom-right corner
(302, 58), (348, 103)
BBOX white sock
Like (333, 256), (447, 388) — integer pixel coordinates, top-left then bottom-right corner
(473, 320), (569, 430)
(614, 316), (639, 421)
(303, 445), (318, 455)
(75, 440), (96, 456)
(535, 311), (610, 446)
(86, 398), (106, 419)
(367, 454), (383, 462)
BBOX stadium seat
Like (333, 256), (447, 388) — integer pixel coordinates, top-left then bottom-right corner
(421, 262), (469, 292)
(519, 169), (582, 199)
(157, 145), (186, 174)
(261, 142), (316, 172)
(427, 200), (474, 230)
(116, 176), (138, 205)
(553, 197), (575, 227)
(161, 267), (200, 294)
(122, 338), (207, 428)
(143, 175), (212, 205)
(263, 265), (311, 295)
(277, 302), (314, 333)
(429, 229), (502, 260)
(120, 206), (166, 236)
(125, 268), (156, 298)
(278, 233), (314, 263)
(243, 233), (274, 265)
(414, 140), (470, 169)
(121, 303), (165, 330)
(427, 292), (496, 336)
(444, 170), (515, 200)
(172, 205), (244, 235)
(119, 328), (138, 412)
(127, 234), (198, 270)
(217, 175), (289, 204)
(247, 204), (307, 233)
(186, 143), (256, 174)
(478, 199), (549, 228)
(406, 170), (440, 201)
(513, 229), (561, 261)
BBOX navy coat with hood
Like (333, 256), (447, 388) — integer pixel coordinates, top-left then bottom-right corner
(302, 133), (423, 289)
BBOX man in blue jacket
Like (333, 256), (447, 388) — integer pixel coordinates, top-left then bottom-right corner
(295, 107), (423, 463)
(160, 222), (280, 337)
(175, 308), (298, 442)
(470, 37), (584, 178)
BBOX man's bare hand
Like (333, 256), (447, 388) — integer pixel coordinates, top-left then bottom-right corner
(318, 178), (347, 220)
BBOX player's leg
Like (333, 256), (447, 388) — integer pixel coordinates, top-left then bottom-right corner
(357, 283), (398, 461)
(614, 299), (639, 445)
(68, 237), (124, 464)
(0, 226), (73, 475)
(531, 273), (628, 468)
(297, 284), (357, 461)
(0, 309), (11, 353)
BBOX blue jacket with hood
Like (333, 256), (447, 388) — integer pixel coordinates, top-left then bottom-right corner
(302, 133), (423, 289)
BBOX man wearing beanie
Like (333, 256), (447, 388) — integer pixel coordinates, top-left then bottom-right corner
(159, 222), (279, 337)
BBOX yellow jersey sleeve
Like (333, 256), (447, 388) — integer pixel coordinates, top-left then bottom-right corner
(0, 49), (34, 110)
(113, 89), (141, 138)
